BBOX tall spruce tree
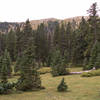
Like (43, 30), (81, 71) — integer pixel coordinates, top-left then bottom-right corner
(0, 34), (6, 56)
(2, 49), (11, 76)
(6, 30), (16, 61)
(16, 19), (42, 91)
(0, 50), (11, 83)
(88, 2), (99, 44)
(72, 17), (88, 65)
(15, 25), (22, 57)
(0, 56), (3, 76)
(89, 41), (100, 69)
(35, 23), (48, 67)
(95, 53), (100, 69)
(87, 2), (100, 69)
(65, 22), (73, 63)
(53, 23), (60, 48)
(59, 23), (66, 56)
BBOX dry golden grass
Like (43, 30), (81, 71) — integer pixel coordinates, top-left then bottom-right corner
(0, 72), (100, 100)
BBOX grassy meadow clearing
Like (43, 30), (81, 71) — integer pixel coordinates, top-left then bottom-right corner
(0, 67), (100, 100)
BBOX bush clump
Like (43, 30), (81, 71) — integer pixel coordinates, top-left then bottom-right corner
(83, 65), (93, 70)
(81, 69), (100, 77)
(57, 78), (68, 92)
(0, 82), (15, 94)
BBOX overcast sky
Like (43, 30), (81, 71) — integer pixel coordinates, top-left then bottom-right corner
(0, 0), (100, 22)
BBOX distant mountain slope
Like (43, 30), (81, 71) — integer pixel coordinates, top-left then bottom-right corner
(30, 18), (60, 29)
(0, 22), (24, 33)
(0, 16), (88, 33)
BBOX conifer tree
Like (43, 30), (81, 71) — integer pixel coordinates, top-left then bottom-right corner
(51, 50), (69, 77)
(35, 23), (48, 67)
(0, 50), (11, 83)
(15, 25), (22, 57)
(0, 56), (3, 76)
(4, 49), (12, 76)
(14, 19), (34, 72)
(16, 47), (42, 91)
(87, 3), (100, 69)
(0, 34), (6, 56)
(88, 2), (99, 44)
(14, 56), (22, 73)
(53, 23), (60, 48)
(1, 58), (8, 83)
(95, 53), (100, 69)
(57, 78), (68, 92)
(65, 22), (73, 63)
(6, 30), (17, 61)
(72, 17), (88, 65)
(16, 19), (42, 91)
(89, 41), (100, 69)
(59, 23), (66, 56)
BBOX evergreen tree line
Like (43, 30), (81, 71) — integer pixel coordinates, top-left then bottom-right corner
(0, 2), (99, 94)
(0, 3), (100, 70)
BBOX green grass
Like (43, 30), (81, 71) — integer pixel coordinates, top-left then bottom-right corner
(0, 73), (100, 100)
(81, 69), (100, 77)
(13, 67), (83, 76)
(68, 67), (83, 72)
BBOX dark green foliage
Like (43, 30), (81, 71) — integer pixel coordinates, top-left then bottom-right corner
(14, 56), (22, 73)
(72, 17), (89, 65)
(0, 34), (6, 55)
(0, 49), (12, 83)
(65, 22), (73, 63)
(0, 50), (14, 94)
(0, 56), (3, 75)
(83, 41), (100, 70)
(35, 23), (49, 67)
(16, 69), (42, 91)
(16, 48), (42, 91)
(57, 78), (68, 92)
(95, 53), (100, 69)
(6, 30), (17, 61)
(16, 20), (43, 91)
(15, 25), (22, 57)
(0, 82), (15, 94)
(51, 50), (69, 77)
(88, 41), (100, 69)
(3, 49), (12, 76)
(83, 65), (93, 70)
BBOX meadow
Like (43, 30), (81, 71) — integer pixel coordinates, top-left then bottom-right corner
(0, 67), (100, 100)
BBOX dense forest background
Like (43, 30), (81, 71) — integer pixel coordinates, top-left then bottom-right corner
(0, 2), (100, 71)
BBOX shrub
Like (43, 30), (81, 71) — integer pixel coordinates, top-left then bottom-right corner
(81, 72), (93, 77)
(0, 82), (15, 94)
(81, 69), (100, 77)
(57, 78), (68, 92)
(83, 64), (93, 70)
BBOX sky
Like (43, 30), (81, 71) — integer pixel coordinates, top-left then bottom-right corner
(0, 0), (100, 22)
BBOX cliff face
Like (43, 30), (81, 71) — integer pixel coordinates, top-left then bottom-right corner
(0, 16), (88, 33)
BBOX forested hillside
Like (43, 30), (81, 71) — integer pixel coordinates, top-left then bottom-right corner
(0, 2), (100, 100)
(0, 16), (88, 33)
(0, 3), (100, 70)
